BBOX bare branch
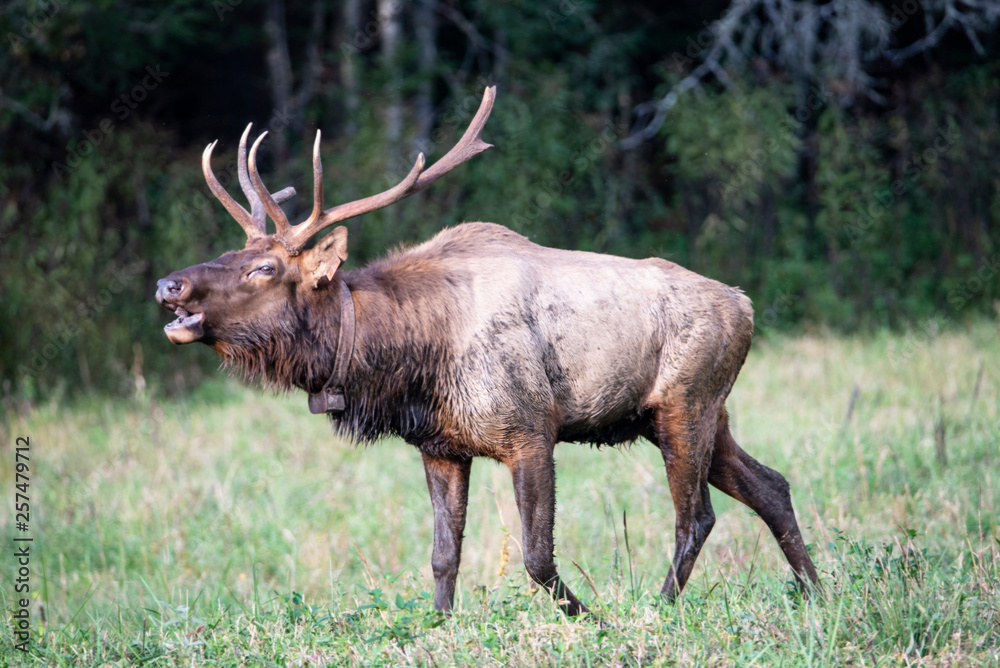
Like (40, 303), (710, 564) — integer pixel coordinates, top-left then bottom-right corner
(623, 0), (999, 148)
(0, 84), (71, 135)
(437, 4), (508, 58)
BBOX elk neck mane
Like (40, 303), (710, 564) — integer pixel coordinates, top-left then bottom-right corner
(337, 248), (469, 445)
(216, 241), (469, 446)
(212, 288), (340, 394)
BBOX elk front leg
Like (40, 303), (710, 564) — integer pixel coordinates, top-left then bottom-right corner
(422, 452), (472, 612)
(509, 444), (589, 616)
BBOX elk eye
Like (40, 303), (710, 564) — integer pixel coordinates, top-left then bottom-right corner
(250, 264), (275, 278)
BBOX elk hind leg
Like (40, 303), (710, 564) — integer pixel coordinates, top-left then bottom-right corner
(653, 405), (719, 601)
(707, 414), (819, 593)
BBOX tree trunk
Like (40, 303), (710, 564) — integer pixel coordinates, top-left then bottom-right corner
(264, 0), (324, 217)
(338, 0), (362, 137)
(264, 0), (293, 168)
(296, 0), (324, 137)
(414, 0), (438, 156)
(379, 0), (403, 153)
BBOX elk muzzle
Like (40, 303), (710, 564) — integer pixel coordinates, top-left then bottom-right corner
(156, 276), (205, 345)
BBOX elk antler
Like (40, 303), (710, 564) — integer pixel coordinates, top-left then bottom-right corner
(244, 86), (497, 253)
(202, 123), (296, 241)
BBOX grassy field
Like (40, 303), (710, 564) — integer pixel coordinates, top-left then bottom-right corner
(2, 322), (999, 666)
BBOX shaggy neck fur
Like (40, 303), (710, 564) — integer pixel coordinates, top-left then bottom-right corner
(215, 261), (459, 447)
(214, 284), (340, 394)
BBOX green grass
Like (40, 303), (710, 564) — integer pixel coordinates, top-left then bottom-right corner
(2, 322), (999, 666)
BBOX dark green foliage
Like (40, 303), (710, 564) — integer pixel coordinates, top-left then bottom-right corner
(2, 1), (998, 399)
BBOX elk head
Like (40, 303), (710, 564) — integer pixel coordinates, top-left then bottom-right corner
(156, 87), (496, 381)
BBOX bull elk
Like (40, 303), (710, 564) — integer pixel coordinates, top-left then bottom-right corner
(156, 87), (818, 616)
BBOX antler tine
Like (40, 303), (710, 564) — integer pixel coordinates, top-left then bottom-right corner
(202, 140), (265, 240)
(238, 124), (266, 227)
(247, 131), (293, 238)
(284, 152), (426, 251)
(411, 85), (496, 193)
(280, 85), (497, 251)
(273, 186), (297, 204)
(301, 130), (324, 228)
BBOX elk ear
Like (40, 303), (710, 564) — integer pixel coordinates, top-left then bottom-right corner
(302, 226), (349, 289)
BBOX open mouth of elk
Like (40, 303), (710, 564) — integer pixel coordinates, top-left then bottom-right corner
(162, 303), (204, 344)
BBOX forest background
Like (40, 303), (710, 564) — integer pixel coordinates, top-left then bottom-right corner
(1, 0), (998, 399)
